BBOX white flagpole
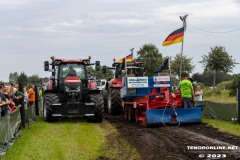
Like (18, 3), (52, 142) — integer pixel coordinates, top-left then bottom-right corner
(179, 15), (188, 81)
(179, 40), (184, 81)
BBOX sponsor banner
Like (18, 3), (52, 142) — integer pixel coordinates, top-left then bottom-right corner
(153, 76), (170, 87)
(153, 76), (170, 82)
(127, 77), (148, 88)
(154, 84), (171, 87)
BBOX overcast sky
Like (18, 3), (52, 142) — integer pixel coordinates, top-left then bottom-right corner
(0, 0), (240, 82)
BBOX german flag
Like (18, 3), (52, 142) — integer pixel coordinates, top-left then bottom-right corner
(126, 53), (133, 62)
(117, 53), (133, 63)
(117, 58), (124, 63)
(162, 27), (184, 46)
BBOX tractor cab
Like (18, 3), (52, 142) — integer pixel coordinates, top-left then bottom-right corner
(126, 62), (144, 77)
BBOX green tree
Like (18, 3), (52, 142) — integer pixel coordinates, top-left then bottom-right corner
(201, 69), (230, 87)
(192, 72), (203, 83)
(9, 72), (19, 84)
(17, 72), (28, 86)
(87, 66), (113, 80)
(171, 54), (195, 79)
(28, 74), (40, 85)
(200, 46), (237, 87)
(135, 43), (163, 76)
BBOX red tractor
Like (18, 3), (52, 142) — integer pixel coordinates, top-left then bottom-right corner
(104, 60), (144, 115)
(43, 56), (104, 122)
(104, 61), (123, 115)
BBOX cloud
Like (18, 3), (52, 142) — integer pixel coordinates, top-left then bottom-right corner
(0, 0), (240, 81)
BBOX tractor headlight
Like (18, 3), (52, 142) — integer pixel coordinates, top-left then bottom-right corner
(76, 86), (81, 92)
(65, 86), (70, 92)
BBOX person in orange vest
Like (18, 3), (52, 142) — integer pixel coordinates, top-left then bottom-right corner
(28, 84), (35, 106)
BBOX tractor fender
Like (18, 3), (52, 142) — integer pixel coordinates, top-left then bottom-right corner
(44, 89), (58, 94)
(109, 78), (122, 88)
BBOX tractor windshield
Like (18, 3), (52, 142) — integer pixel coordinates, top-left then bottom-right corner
(60, 63), (86, 79)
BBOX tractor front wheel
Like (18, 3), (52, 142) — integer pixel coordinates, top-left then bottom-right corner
(43, 94), (59, 122)
(89, 93), (104, 122)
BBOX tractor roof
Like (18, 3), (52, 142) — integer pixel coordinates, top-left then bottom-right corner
(54, 58), (91, 64)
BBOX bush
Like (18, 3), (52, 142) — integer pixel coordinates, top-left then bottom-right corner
(216, 81), (232, 90)
(229, 75), (240, 96)
(204, 89), (221, 97)
(213, 89), (221, 95)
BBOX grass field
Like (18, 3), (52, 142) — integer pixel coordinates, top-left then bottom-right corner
(2, 116), (141, 160)
(3, 117), (104, 160)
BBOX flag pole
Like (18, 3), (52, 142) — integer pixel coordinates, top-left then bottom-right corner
(169, 56), (171, 77)
(129, 48), (134, 69)
(179, 14), (188, 81)
(179, 40), (184, 81)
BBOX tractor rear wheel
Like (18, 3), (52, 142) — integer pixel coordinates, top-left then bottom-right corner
(102, 89), (108, 113)
(43, 94), (59, 122)
(107, 88), (122, 115)
(89, 93), (104, 122)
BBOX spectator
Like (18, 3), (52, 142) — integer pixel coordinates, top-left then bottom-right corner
(4, 86), (15, 112)
(178, 73), (195, 108)
(28, 84), (35, 106)
(0, 84), (11, 116)
(14, 84), (19, 97)
(195, 85), (203, 101)
(13, 92), (23, 110)
(23, 87), (28, 110)
(39, 87), (43, 100)
(10, 85), (17, 99)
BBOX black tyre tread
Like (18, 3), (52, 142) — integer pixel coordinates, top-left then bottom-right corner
(102, 89), (108, 113)
(89, 93), (104, 122)
(109, 88), (122, 115)
(44, 94), (59, 122)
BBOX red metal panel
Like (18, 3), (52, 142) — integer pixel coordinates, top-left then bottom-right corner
(64, 76), (81, 83)
(111, 78), (122, 88)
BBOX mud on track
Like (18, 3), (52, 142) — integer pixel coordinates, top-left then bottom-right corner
(104, 115), (240, 160)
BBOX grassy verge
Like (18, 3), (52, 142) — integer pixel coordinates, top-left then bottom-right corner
(3, 117), (104, 160)
(203, 90), (236, 103)
(3, 116), (141, 160)
(203, 118), (240, 137)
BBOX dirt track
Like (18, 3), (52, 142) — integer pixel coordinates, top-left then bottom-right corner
(103, 115), (240, 160)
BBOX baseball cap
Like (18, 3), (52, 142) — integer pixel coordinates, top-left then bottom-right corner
(17, 91), (24, 97)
